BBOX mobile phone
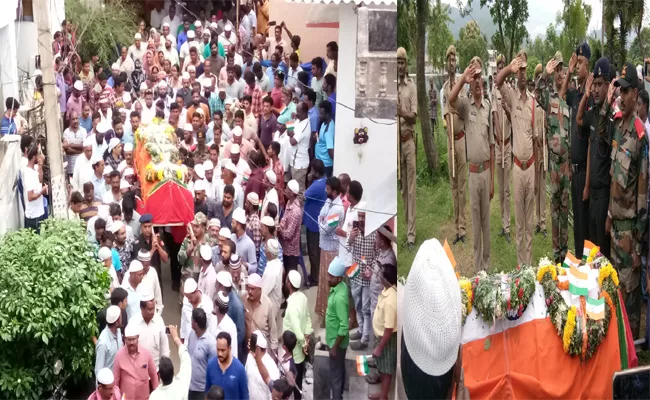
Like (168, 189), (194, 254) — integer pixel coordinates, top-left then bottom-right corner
(613, 366), (650, 399)
(269, 21), (276, 27)
(165, 326), (170, 334)
(353, 221), (359, 229)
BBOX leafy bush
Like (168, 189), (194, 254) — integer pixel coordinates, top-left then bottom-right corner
(0, 219), (110, 399)
(65, 0), (140, 64)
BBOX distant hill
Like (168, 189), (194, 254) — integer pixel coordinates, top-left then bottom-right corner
(447, 5), (497, 41)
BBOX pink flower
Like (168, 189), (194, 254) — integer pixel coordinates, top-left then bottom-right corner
(518, 287), (524, 299)
(519, 304), (524, 312)
(517, 265), (521, 271)
(546, 298), (551, 306)
(516, 278), (520, 286)
(507, 299), (511, 309)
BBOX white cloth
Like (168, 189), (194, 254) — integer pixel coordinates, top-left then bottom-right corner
(261, 188), (278, 222)
(72, 154), (93, 191)
(208, 314), (238, 359)
(149, 344), (192, 400)
(215, 180), (245, 210)
(286, 66), (303, 89)
(123, 266), (164, 314)
(122, 281), (142, 322)
(339, 204), (359, 267)
(107, 265), (119, 291)
(130, 314), (170, 368)
(141, 103), (156, 126)
(163, 47), (180, 66)
(261, 258), (283, 310)
(128, 42), (147, 63)
(161, 15), (182, 36)
(272, 131), (292, 175)
(150, 8), (167, 29)
(23, 166), (44, 219)
(63, 126), (87, 174)
(180, 292), (213, 340)
(102, 191), (123, 206)
(245, 352), (279, 400)
(180, 40), (201, 61)
(290, 118), (310, 169)
(92, 137), (107, 161)
(198, 264), (218, 303)
(117, 56), (135, 78)
(218, 32), (237, 48)
(233, 158), (251, 186)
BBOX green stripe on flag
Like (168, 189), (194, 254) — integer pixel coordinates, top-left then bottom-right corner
(587, 297), (605, 307)
(569, 282), (589, 296)
(616, 290), (629, 369)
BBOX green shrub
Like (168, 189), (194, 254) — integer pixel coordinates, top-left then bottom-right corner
(0, 219), (110, 399)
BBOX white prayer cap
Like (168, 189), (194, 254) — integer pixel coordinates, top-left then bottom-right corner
(216, 290), (230, 306)
(123, 167), (135, 176)
(124, 322), (140, 337)
(232, 208), (246, 224)
(202, 78), (213, 88)
(140, 292), (154, 302)
(216, 271), (232, 288)
(187, 65), (196, 72)
(195, 20), (202, 27)
(219, 227), (231, 238)
(134, 33), (142, 40)
(108, 137), (121, 151)
(261, 216), (275, 227)
(166, 35), (175, 43)
(97, 121), (111, 133)
(96, 368), (115, 385)
(225, 24), (232, 32)
(403, 239), (462, 376)
(103, 165), (114, 175)
(230, 144), (240, 155)
(137, 249), (152, 262)
(98, 246), (112, 261)
(247, 192), (259, 206)
(118, 108), (129, 115)
(253, 330), (268, 349)
(106, 305), (121, 324)
(184, 278), (198, 294)
(158, 80), (168, 88)
(248, 273), (262, 287)
(203, 160), (214, 170)
(266, 238), (279, 256)
(73, 80), (83, 91)
(265, 170), (277, 185)
(108, 220), (124, 234)
(120, 180), (130, 190)
(91, 153), (104, 166)
(184, 122), (194, 131)
(182, 72), (191, 80)
(123, 92), (132, 103)
(208, 218), (221, 228)
(140, 82), (149, 91)
(193, 179), (206, 192)
(123, 142), (134, 152)
(229, 254), (241, 270)
(195, 164), (205, 179)
(200, 244), (212, 261)
(288, 180), (299, 194)
(232, 126), (243, 137)
(187, 30), (196, 39)
(129, 259), (144, 272)
(162, 22), (170, 28)
(288, 270), (301, 289)
(224, 161), (237, 174)
(210, 22), (218, 29)
(111, 63), (120, 71)
(83, 136), (94, 147)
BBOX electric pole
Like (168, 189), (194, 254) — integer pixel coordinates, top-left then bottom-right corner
(34, 0), (68, 219)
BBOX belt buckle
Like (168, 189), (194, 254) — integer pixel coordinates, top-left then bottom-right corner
(521, 159), (528, 169)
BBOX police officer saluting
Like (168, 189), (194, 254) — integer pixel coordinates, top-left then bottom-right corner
(492, 54), (512, 243)
(561, 43), (592, 259)
(449, 57), (494, 272)
(604, 63), (648, 339)
(577, 57), (614, 259)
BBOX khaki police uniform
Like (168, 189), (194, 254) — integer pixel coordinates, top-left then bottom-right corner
(491, 86), (512, 235)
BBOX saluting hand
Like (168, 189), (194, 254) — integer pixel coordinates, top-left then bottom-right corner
(568, 53), (577, 74)
(585, 73), (594, 98)
(462, 65), (476, 84)
(510, 57), (522, 74)
(546, 59), (559, 76)
(607, 78), (617, 105)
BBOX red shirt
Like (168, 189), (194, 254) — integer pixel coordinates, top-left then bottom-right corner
(113, 346), (159, 400)
(270, 87), (283, 109)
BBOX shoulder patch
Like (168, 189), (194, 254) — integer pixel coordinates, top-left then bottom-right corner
(634, 118), (646, 139)
(614, 111), (623, 120)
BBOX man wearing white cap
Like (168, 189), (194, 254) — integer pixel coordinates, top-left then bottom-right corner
(232, 207), (258, 274)
(104, 137), (123, 171)
(128, 32), (147, 63)
(278, 180), (302, 271)
(194, 179), (219, 220)
(261, 170), (279, 222)
(211, 287), (240, 360)
(203, 160), (219, 200)
(161, 5), (181, 37)
(181, 277), (214, 341)
(215, 272), (245, 360)
(113, 322), (159, 397)
(244, 192), (262, 253)
(99, 246), (120, 291)
(121, 259), (145, 321)
(68, 128), (95, 192)
(89, 368), (122, 400)
(244, 273), (278, 351)
(261, 238), (283, 311)
(257, 216), (284, 276)
(102, 165), (114, 194)
(245, 330), (280, 399)
(117, 142), (134, 174)
(216, 161), (245, 211)
(66, 79), (84, 121)
(180, 29), (200, 67)
(90, 153), (107, 202)
(324, 256), (349, 399)
(116, 46), (135, 78)
(283, 269), (313, 392)
(223, 126), (255, 163)
(129, 292), (170, 368)
(63, 109), (88, 176)
(93, 121), (109, 158)
(228, 253), (247, 295)
(163, 34), (180, 66)
(218, 23), (237, 48)
(124, 249), (164, 313)
(197, 244), (218, 302)
(95, 305), (123, 377)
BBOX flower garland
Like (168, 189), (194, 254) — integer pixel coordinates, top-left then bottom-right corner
(139, 119), (185, 184)
(459, 278), (473, 324)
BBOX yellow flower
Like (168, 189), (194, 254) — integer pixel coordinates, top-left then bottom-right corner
(598, 263), (619, 288)
(537, 264), (558, 282)
(459, 279), (473, 314)
(157, 170), (164, 181)
(563, 306), (577, 353)
(176, 170), (182, 180)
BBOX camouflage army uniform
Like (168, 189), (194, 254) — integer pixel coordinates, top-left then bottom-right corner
(609, 110), (648, 338)
(536, 71), (570, 262)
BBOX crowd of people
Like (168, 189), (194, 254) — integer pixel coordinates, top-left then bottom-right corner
(2, 1), (399, 399)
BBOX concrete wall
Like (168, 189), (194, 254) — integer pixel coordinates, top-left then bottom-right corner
(0, 23), (19, 106)
(333, 3), (397, 235)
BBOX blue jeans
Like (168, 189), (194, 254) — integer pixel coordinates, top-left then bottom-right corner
(350, 281), (371, 343)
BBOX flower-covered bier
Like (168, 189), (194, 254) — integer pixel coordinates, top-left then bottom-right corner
(137, 119), (185, 184)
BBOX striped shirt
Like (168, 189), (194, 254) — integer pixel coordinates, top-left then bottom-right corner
(350, 231), (377, 286)
(63, 126), (87, 174)
(278, 198), (302, 256)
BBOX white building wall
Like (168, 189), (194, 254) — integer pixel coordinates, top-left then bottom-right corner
(0, 23), (19, 106)
(333, 4), (397, 234)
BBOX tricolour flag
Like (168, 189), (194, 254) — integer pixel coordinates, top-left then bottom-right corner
(569, 265), (590, 296)
(346, 263), (360, 278)
(586, 296), (605, 320)
(444, 239), (457, 269)
(327, 213), (340, 227)
(562, 253), (580, 269)
(356, 355), (371, 376)
(582, 240), (598, 261)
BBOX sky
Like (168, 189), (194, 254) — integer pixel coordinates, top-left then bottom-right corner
(443, 0), (604, 39)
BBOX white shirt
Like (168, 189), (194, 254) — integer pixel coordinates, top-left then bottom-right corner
(261, 188), (278, 222)
(150, 8), (167, 29)
(240, 15), (252, 47)
(102, 191), (123, 206)
(208, 314), (238, 359)
(161, 15), (182, 36)
(163, 46), (180, 66)
(290, 118), (311, 169)
(272, 130), (292, 174)
(245, 351), (279, 400)
(149, 344), (192, 400)
(107, 265), (119, 291)
(130, 313), (170, 368)
(123, 266), (164, 314)
(117, 56), (135, 78)
(234, 158), (252, 186)
(141, 103), (156, 126)
(122, 280), (142, 322)
(180, 40), (201, 61)
(261, 258), (283, 310)
(198, 264), (218, 303)
(23, 166), (44, 219)
(248, 10), (257, 31)
(286, 66), (303, 89)
(205, 178), (219, 200)
(92, 137), (107, 161)
(216, 180), (245, 209)
(257, 74), (272, 93)
(72, 153), (93, 192)
(339, 204), (359, 267)
(128, 42), (147, 63)
(218, 32), (237, 48)
(63, 126), (87, 173)
(180, 292), (213, 340)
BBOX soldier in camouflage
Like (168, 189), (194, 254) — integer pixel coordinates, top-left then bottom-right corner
(178, 212), (217, 300)
(533, 63), (547, 238)
(535, 51), (571, 263)
(605, 63), (648, 338)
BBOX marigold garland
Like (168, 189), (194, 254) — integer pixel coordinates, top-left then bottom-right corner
(598, 263), (619, 287)
(563, 306), (577, 352)
(459, 278), (473, 324)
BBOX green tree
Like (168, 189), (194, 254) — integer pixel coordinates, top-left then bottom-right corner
(0, 220), (110, 399)
(459, 0), (529, 61)
(428, 0), (454, 72)
(455, 21), (489, 70)
(398, 0), (417, 65)
(556, 0), (592, 65)
(587, 31), (603, 71)
(526, 55), (541, 80)
(65, 0), (139, 64)
(603, 0), (644, 69)
(629, 27), (650, 66)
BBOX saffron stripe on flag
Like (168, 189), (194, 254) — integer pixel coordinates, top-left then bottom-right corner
(327, 214), (340, 227)
(586, 297), (605, 320)
(356, 355), (370, 376)
(562, 252), (580, 268)
(346, 263), (360, 278)
(569, 265), (589, 281)
(582, 240), (597, 261)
